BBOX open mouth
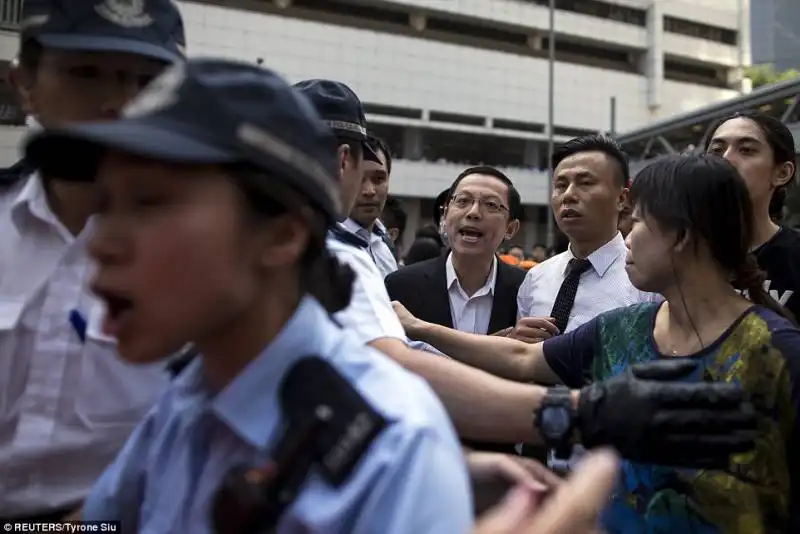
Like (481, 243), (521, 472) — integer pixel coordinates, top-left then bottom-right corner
(458, 227), (484, 243)
(92, 287), (135, 337)
(560, 209), (581, 220)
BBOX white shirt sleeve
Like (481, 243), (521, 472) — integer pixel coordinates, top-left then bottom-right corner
(327, 237), (407, 345)
(516, 267), (538, 320)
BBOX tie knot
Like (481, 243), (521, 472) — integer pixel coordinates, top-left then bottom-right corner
(567, 258), (592, 277)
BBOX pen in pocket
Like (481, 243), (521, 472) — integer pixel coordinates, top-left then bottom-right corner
(69, 309), (87, 343)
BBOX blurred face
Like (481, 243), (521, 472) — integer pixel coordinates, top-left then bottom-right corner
(444, 174), (519, 258)
(624, 206), (679, 293)
(531, 245), (547, 262)
(706, 117), (794, 211)
(88, 152), (306, 363)
(618, 202), (633, 237)
(508, 246), (525, 261)
(337, 144), (365, 216)
(17, 49), (164, 127)
(350, 148), (389, 227)
(551, 151), (626, 243)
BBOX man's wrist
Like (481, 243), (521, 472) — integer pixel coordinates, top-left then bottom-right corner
(571, 390), (580, 411)
(571, 390), (582, 445)
(409, 318), (432, 341)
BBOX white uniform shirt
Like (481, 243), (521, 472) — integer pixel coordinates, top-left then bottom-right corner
(326, 234), (406, 346)
(342, 218), (398, 279)
(0, 174), (168, 516)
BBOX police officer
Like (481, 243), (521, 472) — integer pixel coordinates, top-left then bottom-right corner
(292, 79), (409, 349)
(0, 0), (185, 522)
(24, 58), (473, 534)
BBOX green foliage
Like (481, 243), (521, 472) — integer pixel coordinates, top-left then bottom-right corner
(745, 64), (800, 89)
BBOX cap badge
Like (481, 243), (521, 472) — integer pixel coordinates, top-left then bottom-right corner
(95, 0), (154, 28)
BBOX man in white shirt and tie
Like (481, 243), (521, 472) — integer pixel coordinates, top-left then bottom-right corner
(512, 134), (657, 344)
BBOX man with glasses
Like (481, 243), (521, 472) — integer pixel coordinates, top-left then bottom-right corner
(386, 166), (526, 452)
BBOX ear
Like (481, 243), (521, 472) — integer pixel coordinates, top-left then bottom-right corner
(505, 218), (521, 240)
(672, 228), (691, 255)
(8, 58), (37, 117)
(256, 210), (312, 270)
(773, 160), (796, 189)
(336, 144), (350, 181)
(617, 187), (630, 214)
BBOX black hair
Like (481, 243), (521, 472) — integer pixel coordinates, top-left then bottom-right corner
(18, 39), (43, 72)
(704, 111), (797, 222)
(404, 237), (443, 265)
(381, 195), (406, 240)
(226, 163), (354, 314)
(532, 243), (547, 250)
(552, 134), (630, 188)
(433, 188), (450, 227)
(415, 223), (443, 246)
(447, 165), (523, 220)
(367, 135), (392, 174)
(630, 154), (794, 323)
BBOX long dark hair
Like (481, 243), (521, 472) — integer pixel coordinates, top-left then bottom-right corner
(704, 111), (796, 222)
(630, 154), (794, 323)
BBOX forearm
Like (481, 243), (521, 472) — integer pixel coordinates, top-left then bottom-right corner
(371, 337), (553, 444)
(411, 320), (536, 382)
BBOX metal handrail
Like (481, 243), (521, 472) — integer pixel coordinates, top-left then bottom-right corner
(0, 0), (23, 31)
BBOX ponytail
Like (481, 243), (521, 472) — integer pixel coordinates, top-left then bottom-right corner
(306, 245), (354, 314)
(733, 254), (796, 325)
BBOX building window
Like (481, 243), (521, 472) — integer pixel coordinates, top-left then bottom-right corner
(421, 129), (527, 168)
(664, 16), (738, 46)
(526, 0), (646, 26)
(663, 58), (726, 87)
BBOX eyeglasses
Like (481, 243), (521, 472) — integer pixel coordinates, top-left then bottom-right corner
(449, 194), (508, 215)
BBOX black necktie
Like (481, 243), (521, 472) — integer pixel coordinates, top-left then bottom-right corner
(549, 258), (592, 334)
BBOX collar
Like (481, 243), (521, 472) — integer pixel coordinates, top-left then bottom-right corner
(175, 296), (341, 449)
(342, 217), (369, 239)
(565, 232), (626, 278)
(10, 172), (58, 232)
(342, 217), (389, 239)
(445, 252), (497, 296)
(372, 218), (389, 237)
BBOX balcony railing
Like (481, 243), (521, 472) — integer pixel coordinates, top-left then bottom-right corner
(0, 0), (23, 30)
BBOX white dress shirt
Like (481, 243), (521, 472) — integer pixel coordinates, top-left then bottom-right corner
(326, 234), (406, 345)
(0, 174), (169, 516)
(445, 253), (497, 335)
(517, 232), (659, 330)
(342, 218), (398, 279)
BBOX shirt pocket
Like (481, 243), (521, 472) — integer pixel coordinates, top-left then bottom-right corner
(0, 299), (25, 417)
(74, 304), (168, 430)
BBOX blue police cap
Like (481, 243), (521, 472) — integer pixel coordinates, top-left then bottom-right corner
(21, 0), (185, 63)
(293, 79), (380, 163)
(25, 58), (342, 222)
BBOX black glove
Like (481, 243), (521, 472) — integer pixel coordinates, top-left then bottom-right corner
(577, 359), (757, 469)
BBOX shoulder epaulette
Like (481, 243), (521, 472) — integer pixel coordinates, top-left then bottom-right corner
(329, 223), (368, 249)
(373, 224), (398, 260)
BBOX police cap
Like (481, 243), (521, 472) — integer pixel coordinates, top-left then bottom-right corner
(293, 79), (380, 163)
(25, 58), (342, 222)
(20, 0), (186, 63)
